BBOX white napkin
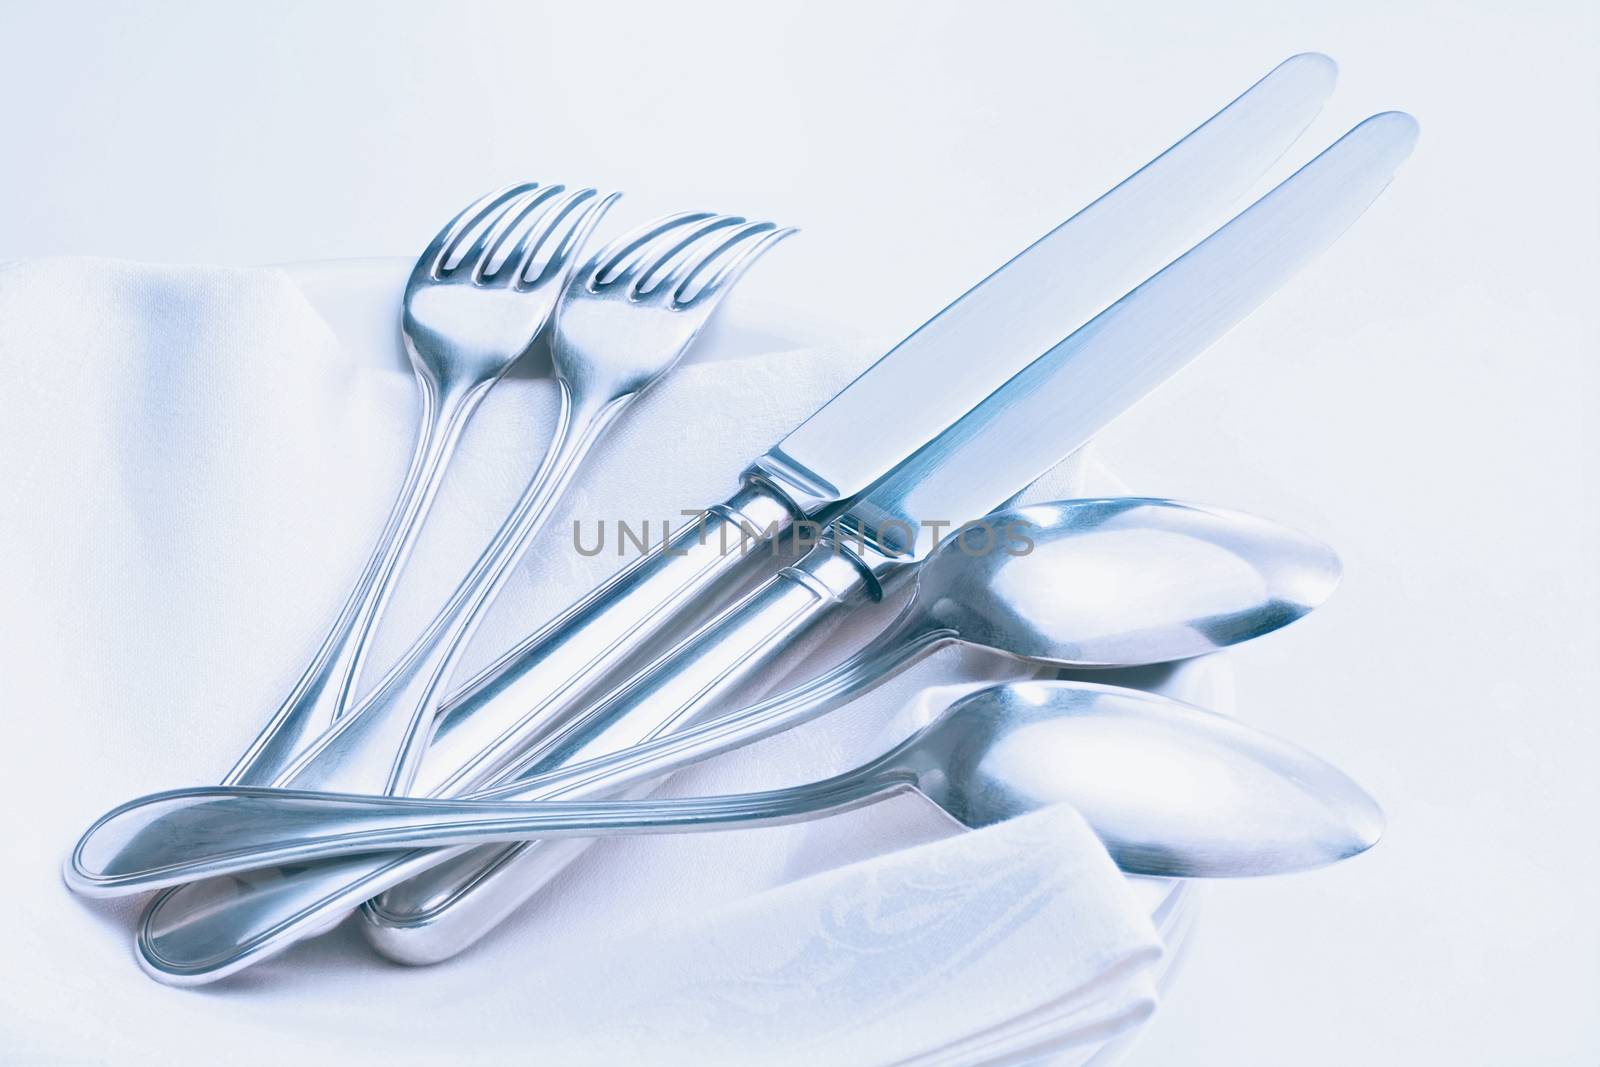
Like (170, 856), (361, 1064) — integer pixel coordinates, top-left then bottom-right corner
(0, 258), (1166, 1066)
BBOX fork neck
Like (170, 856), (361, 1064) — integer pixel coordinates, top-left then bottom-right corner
(421, 362), (501, 417)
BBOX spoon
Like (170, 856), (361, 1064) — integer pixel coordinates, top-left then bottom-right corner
(102, 497), (1339, 981)
(71, 495), (1336, 886)
(67, 680), (1383, 895)
(362, 495), (1341, 933)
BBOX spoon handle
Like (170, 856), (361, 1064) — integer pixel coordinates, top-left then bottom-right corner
(70, 771), (910, 898)
(223, 379), (474, 787)
(72, 623), (937, 898)
(125, 761), (906, 985)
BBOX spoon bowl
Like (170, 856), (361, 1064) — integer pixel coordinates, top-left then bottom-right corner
(914, 498), (1340, 667)
(907, 682), (1383, 875)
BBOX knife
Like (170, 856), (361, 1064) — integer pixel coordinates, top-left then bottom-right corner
(133, 107), (1418, 984)
(406, 51), (1340, 795)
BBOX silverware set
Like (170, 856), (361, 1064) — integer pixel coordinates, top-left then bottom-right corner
(64, 52), (1418, 989)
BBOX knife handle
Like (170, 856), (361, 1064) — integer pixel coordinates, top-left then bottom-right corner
(411, 479), (797, 797)
(360, 540), (881, 964)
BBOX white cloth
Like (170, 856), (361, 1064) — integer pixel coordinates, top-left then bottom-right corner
(0, 257), (1170, 1066)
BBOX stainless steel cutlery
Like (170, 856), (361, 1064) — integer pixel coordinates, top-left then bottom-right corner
(58, 53), (1417, 992)
(116, 102), (1416, 984)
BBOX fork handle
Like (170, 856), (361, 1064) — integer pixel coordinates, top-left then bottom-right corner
(222, 379), (469, 786)
(411, 479), (800, 796)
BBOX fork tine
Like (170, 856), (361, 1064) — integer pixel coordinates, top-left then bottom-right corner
(653, 220), (775, 301)
(484, 187), (579, 282)
(467, 185), (566, 279)
(534, 190), (622, 286)
(631, 215), (750, 296)
(506, 188), (620, 287)
(451, 184), (559, 277)
(677, 224), (798, 308)
(585, 212), (719, 288)
(416, 182), (541, 279)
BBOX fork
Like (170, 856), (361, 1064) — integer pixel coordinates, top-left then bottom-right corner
(224, 181), (613, 787)
(269, 210), (796, 797)
(135, 209), (796, 983)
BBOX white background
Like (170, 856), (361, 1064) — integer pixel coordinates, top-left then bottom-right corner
(2, 1), (1596, 1064)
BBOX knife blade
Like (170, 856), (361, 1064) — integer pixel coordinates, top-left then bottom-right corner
(747, 51), (1337, 511)
(133, 107), (1416, 984)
